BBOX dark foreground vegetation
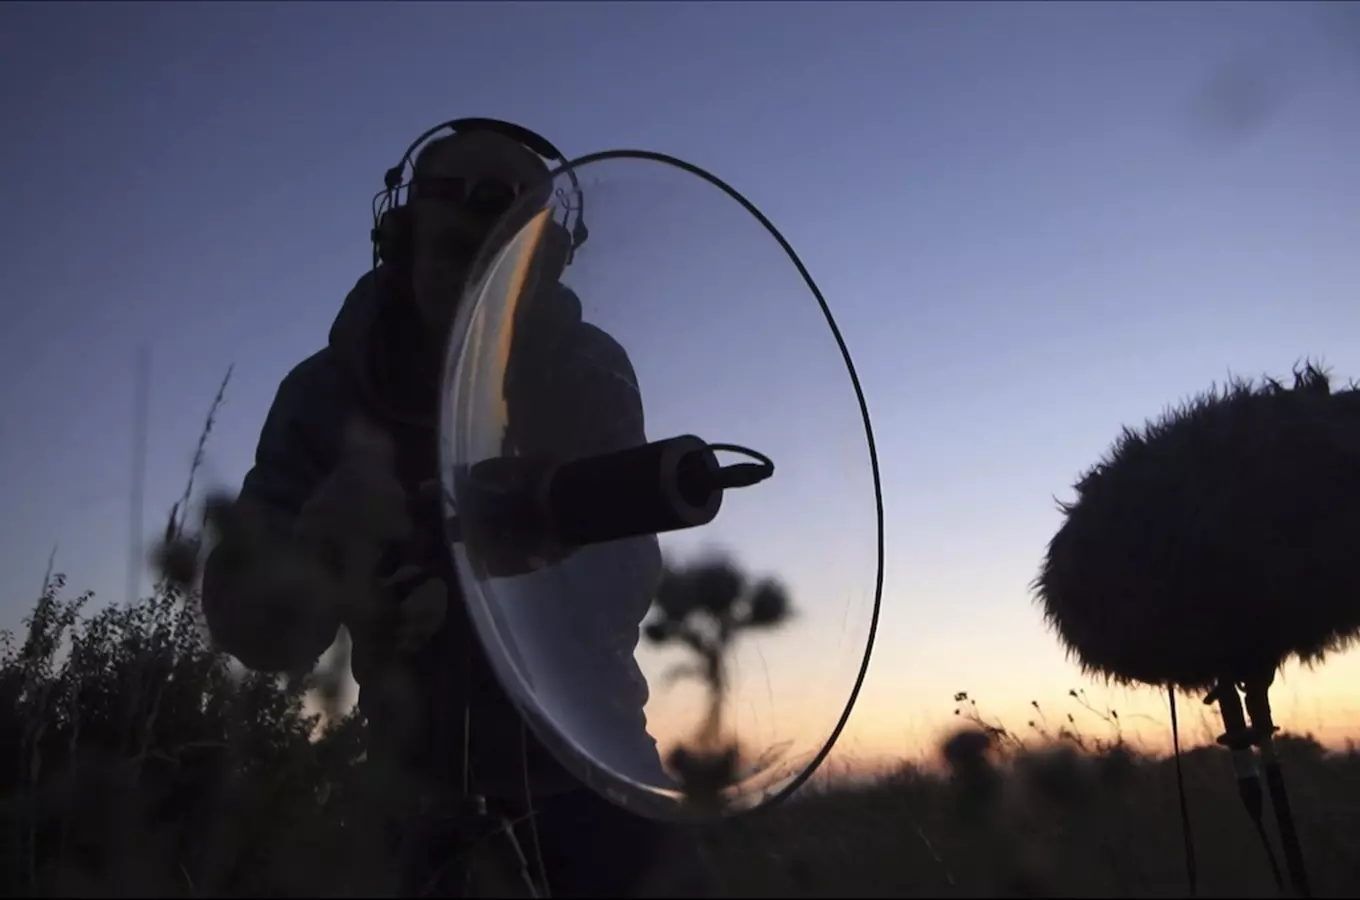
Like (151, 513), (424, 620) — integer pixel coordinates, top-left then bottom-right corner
(4, 568), (1360, 898)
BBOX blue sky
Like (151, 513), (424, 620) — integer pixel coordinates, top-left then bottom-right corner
(3, 1), (1360, 766)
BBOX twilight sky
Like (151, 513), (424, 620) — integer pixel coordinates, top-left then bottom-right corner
(3, 1), (1360, 769)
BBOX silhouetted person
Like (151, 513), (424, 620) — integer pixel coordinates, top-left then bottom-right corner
(200, 120), (693, 897)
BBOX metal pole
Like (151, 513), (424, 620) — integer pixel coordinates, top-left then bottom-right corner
(127, 346), (150, 607)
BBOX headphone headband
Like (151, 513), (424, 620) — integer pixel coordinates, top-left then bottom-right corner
(387, 117), (568, 190)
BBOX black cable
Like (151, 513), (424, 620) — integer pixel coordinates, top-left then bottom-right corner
(706, 443), (775, 490)
(520, 719), (551, 898)
(1170, 687), (1199, 896)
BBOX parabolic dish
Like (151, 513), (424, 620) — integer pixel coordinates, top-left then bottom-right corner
(437, 150), (882, 820)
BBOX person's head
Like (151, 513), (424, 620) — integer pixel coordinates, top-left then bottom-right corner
(404, 128), (553, 339)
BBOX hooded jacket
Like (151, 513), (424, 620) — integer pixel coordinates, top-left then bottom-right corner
(201, 264), (664, 803)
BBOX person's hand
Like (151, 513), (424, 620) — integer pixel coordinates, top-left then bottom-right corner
(294, 417), (414, 587)
(236, 416), (413, 671)
(194, 491), (353, 675)
(296, 418), (453, 653)
(190, 417), (426, 675)
(348, 565), (449, 682)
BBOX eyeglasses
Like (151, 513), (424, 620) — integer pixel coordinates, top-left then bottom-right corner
(411, 174), (524, 220)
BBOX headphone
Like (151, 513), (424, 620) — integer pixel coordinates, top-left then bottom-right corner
(370, 117), (589, 276)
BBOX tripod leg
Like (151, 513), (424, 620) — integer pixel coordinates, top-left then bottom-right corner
(1243, 681), (1312, 899)
(1262, 752), (1311, 898)
(1208, 680), (1284, 893)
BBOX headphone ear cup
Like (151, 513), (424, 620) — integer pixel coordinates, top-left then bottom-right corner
(543, 219), (573, 270)
(374, 207), (412, 270)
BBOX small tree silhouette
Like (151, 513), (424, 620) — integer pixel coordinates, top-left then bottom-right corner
(641, 553), (793, 814)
